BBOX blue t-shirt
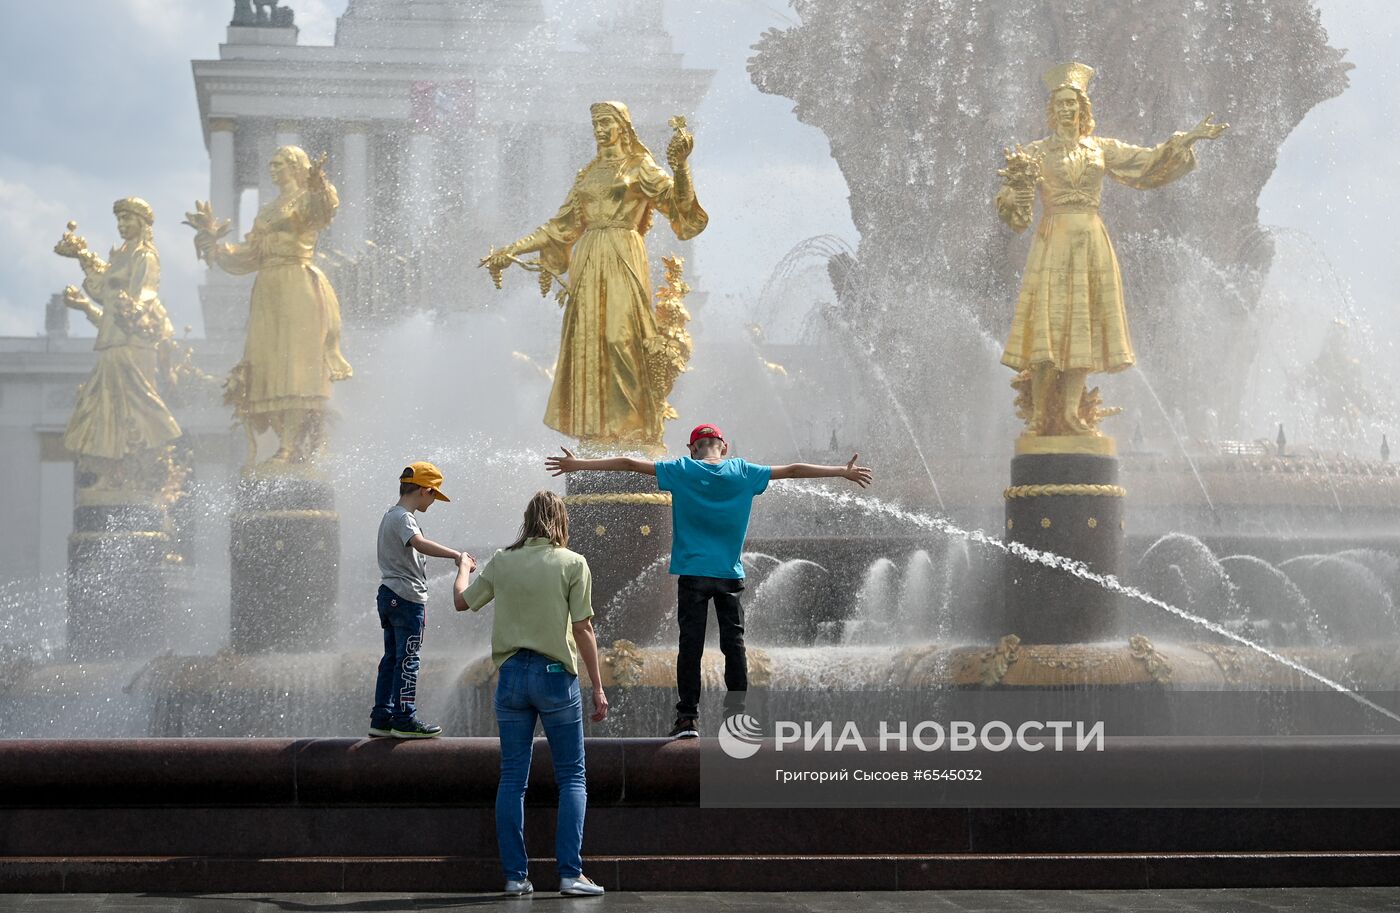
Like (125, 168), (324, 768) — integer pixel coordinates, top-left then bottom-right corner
(655, 457), (772, 579)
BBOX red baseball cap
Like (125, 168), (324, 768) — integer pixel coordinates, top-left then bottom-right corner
(689, 423), (725, 446)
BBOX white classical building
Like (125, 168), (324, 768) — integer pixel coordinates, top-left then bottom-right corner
(0, 0), (713, 587)
(194, 0), (713, 337)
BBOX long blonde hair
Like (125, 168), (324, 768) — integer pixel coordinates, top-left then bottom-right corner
(505, 490), (570, 550)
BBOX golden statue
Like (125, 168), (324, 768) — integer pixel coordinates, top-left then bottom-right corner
(187, 146), (352, 468)
(53, 199), (182, 500)
(481, 104), (708, 451)
(646, 253), (694, 425)
(998, 62), (1227, 451)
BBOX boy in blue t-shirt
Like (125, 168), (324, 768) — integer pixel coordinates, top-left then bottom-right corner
(546, 423), (873, 738)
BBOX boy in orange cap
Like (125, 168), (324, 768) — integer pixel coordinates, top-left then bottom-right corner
(547, 425), (872, 738)
(370, 461), (471, 739)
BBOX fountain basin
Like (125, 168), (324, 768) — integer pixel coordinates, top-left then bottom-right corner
(6, 638), (1400, 738)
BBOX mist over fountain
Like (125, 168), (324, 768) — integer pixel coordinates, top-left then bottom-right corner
(7, 0), (1400, 899)
(0, 0), (1397, 752)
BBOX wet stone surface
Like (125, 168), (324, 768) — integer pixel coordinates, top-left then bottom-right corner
(0, 889), (1397, 912)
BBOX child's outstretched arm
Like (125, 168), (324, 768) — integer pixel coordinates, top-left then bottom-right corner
(452, 552), (480, 611)
(408, 534), (464, 562)
(546, 446), (656, 477)
(770, 453), (873, 488)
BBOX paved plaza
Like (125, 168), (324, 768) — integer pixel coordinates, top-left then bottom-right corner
(0, 889), (1398, 912)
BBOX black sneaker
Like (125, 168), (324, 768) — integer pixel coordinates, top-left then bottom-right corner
(367, 722), (393, 738)
(668, 717), (699, 740)
(390, 718), (443, 739)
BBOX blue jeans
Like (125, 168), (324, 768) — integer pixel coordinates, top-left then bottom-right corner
(494, 649), (587, 882)
(372, 584), (426, 726)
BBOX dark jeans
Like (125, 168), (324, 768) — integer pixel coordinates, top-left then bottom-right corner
(675, 574), (747, 718)
(372, 584), (426, 726)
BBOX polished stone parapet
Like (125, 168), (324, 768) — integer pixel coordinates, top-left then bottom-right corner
(2, 738), (1400, 892)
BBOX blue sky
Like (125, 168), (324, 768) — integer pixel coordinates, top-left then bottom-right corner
(0, 0), (1395, 340)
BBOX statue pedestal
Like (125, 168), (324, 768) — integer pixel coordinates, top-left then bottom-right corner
(1002, 450), (1125, 644)
(564, 471), (673, 645)
(230, 473), (339, 654)
(67, 501), (175, 661)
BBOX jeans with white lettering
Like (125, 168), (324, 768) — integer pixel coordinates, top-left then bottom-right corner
(372, 584), (426, 727)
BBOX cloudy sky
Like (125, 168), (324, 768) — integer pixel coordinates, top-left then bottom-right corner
(0, 0), (1396, 339)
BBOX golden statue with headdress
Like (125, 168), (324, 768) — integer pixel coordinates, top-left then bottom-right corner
(481, 102), (708, 451)
(53, 198), (183, 500)
(998, 62), (1227, 451)
(187, 145), (353, 469)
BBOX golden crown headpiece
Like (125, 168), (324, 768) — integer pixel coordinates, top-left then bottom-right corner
(1043, 61), (1095, 95)
(113, 197), (154, 225)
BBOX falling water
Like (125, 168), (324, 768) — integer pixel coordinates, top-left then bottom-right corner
(1131, 367), (1218, 521)
(857, 355), (947, 512)
(781, 481), (1400, 727)
(740, 551), (784, 570)
(843, 558), (898, 644)
(812, 306), (947, 512)
(898, 549), (939, 639)
(741, 330), (806, 459)
(748, 558), (832, 645)
(600, 554), (672, 620)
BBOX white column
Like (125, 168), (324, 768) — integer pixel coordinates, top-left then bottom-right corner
(405, 129), (438, 239)
(257, 126), (277, 205)
(204, 117), (248, 342)
(208, 117), (239, 228)
(338, 125), (370, 252)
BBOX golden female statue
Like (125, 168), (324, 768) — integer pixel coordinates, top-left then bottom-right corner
(481, 102), (708, 450)
(53, 199), (181, 496)
(190, 146), (352, 467)
(998, 62), (1227, 446)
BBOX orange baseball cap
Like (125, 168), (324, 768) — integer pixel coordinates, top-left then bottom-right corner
(400, 461), (450, 501)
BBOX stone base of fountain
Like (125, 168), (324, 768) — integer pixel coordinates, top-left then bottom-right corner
(442, 638), (1400, 737)
(564, 469), (673, 643)
(66, 500), (177, 661)
(2, 738), (1398, 893)
(1004, 452), (1125, 643)
(230, 473), (339, 654)
(9, 629), (1400, 739)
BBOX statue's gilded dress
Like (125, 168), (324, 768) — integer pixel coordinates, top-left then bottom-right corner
(522, 153), (707, 445)
(213, 183), (352, 418)
(64, 242), (181, 460)
(998, 134), (1196, 375)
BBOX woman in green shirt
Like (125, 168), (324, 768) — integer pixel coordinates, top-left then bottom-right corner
(454, 490), (609, 896)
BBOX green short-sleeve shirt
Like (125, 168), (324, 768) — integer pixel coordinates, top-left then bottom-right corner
(461, 538), (594, 675)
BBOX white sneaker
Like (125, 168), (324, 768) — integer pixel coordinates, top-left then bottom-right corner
(504, 878), (533, 896)
(559, 874), (605, 895)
